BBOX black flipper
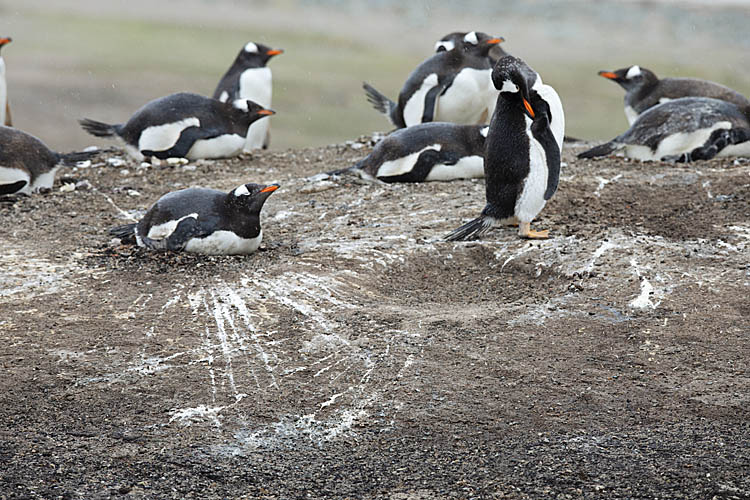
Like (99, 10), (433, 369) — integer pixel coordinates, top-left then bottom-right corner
(662, 127), (750, 163)
(421, 83), (446, 123)
(379, 149), (460, 183)
(577, 141), (618, 159)
(142, 127), (216, 160)
(0, 180), (28, 196)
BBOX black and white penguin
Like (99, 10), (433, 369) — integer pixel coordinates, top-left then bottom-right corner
(212, 42), (283, 151)
(0, 126), (99, 196)
(0, 36), (12, 127)
(363, 31), (505, 128)
(434, 31), (508, 64)
(578, 97), (750, 162)
(445, 56), (564, 241)
(330, 122), (488, 183)
(598, 65), (750, 125)
(109, 183), (279, 255)
(79, 92), (274, 161)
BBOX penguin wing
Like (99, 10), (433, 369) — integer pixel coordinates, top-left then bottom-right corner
(420, 80), (450, 123)
(163, 215), (211, 251)
(142, 126), (218, 160)
(378, 148), (462, 183)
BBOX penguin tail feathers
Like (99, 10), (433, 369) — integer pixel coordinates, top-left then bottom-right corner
(79, 118), (119, 138)
(444, 216), (495, 242)
(363, 82), (398, 124)
(326, 159), (365, 176)
(109, 223), (137, 244)
(577, 141), (617, 159)
(58, 149), (101, 167)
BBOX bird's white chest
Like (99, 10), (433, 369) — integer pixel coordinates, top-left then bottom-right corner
(435, 68), (494, 124)
(514, 119), (549, 222)
(184, 229), (263, 255)
(187, 134), (246, 159)
(403, 73), (439, 127)
(239, 67), (272, 106)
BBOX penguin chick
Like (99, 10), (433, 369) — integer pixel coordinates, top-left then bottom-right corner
(445, 56), (564, 241)
(213, 41), (283, 151)
(578, 97), (750, 162)
(0, 36), (12, 127)
(329, 122), (488, 183)
(598, 65), (750, 125)
(109, 183), (279, 255)
(0, 126), (100, 196)
(80, 92), (274, 161)
(363, 31), (504, 128)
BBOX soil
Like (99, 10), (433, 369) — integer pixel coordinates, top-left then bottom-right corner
(1, 139), (749, 499)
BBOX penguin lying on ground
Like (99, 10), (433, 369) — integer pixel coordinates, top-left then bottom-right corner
(80, 92), (274, 162)
(578, 97), (750, 162)
(213, 41), (283, 151)
(0, 126), (100, 196)
(434, 31), (508, 64)
(110, 183), (279, 255)
(363, 31), (504, 128)
(0, 36), (12, 126)
(445, 56), (564, 241)
(598, 65), (750, 125)
(329, 122), (488, 183)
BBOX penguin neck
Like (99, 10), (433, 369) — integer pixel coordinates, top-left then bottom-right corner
(626, 74), (659, 108)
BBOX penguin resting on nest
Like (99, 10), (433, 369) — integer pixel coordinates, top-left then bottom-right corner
(445, 56), (564, 241)
(577, 97), (750, 162)
(110, 183), (279, 255)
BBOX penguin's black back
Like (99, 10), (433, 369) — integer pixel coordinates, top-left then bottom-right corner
(633, 76), (750, 116)
(0, 126), (60, 177)
(119, 93), (249, 145)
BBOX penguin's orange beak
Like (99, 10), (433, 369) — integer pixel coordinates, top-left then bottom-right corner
(257, 109), (275, 116)
(260, 185), (279, 193)
(598, 71), (618, 80)
(486, 37), (504, 45)
(523, 98), (535, 118)
(0, 37), (11, 46)
(267, 49), (283, 56)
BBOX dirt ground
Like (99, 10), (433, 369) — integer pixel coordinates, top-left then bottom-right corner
(1, 138), (749, 499)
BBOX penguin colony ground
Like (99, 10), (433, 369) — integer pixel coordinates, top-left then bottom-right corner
(1, 30), (750, 252)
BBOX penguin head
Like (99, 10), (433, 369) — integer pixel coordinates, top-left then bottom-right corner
(229, 99), (276, 124)
(461, 31), (505, 57)
(598, 65), (657, 92)
(492, 56), (542, 120)
(434, 32), (465, 53)
(0, 37), (11, 54)
(236, 42), (284, 67)
(229, 183), (279, 212)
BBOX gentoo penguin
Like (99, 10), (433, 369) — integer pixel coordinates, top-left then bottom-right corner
(598, 65), (750, 125)
(330, 122), (488, 183)
(109, 183), (279, 255)
(80, 92), (274, 162)
(0, 126), (99, 196)
(434, 31), (508, 64)
(212, 42), (283, 151)
(363, 31), (504, 128)
(578, 97), (750, 162)
(0, 36), (12, 127)
(445, 56), (564, 241)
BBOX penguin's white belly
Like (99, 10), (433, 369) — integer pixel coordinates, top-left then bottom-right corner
(435, 68), (493, 124)
(515, 125), (549, 223)
(719, 139), (750, 157)
(138, 118), (200, 153)
(535, 83), (565, 151)
(187, 134), (246, 159)
(375, 144), (441, 178)
(31, 167), (60, 192)
(403, 73), (439, 127)
(239, 67), (273, 150)
(425, 155), (484, 181)
(184, 229), (263, 255)
(0, 166), (30, 194)
(623, 121), (731, 161)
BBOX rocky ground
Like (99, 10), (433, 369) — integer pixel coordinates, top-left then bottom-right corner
(1, 139), (749, 499)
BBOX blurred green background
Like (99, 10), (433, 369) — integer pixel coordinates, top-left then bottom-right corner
(1, 0), (750, 152)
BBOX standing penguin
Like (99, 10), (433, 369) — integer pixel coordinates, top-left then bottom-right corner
(329, 122), (488, 183)
(578, 97), (750, 162)
(79, 92), (274, 161)
(213, 42), (283, 151)
(0, 126), (99, 196)
(598, 65), (750, 125)
(445, 56), (564, 241)
(363, 32), (505, 128)
(109, 183), (279, 255)
(0, 36), (12, 127)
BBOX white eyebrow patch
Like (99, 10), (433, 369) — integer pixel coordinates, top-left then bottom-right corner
(626, 65), (642, 79)
(234, 185), (250, 196)
(435, 40), (455, 52)
(232, 99), (249, 111)
(244, 42), (259, 53)
(500, 80), (519, 93)
(464, 31), (479, 45)
(480, 126), (490, 137)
